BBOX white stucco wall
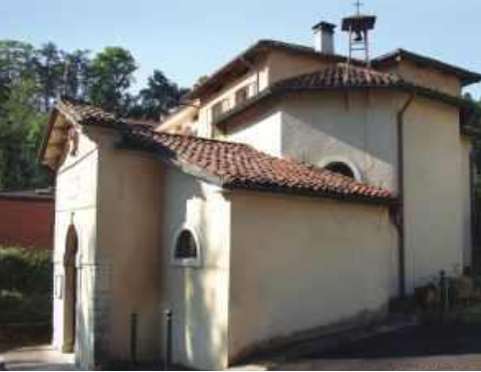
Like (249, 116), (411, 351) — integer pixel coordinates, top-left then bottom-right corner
(198, 60), (269, 139)
(53, 126), (167, 368)
(227, 109), (282, 157)
(266, 49), (331, 85)
(282, 91), (399, 190)
(95, 132), (165, 364)
(159, 168), (231, 370)
(223, 88), (472, 295)
(378, 59), (462, 97)
(228, 192), (394, 363)
(403, 97), (465, 291)
(52, 127), (99, 368)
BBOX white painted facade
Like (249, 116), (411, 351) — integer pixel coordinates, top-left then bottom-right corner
(47, 38), (477, 371)
(52, 127), (99, 368)
(225, 90), (473, 295)
(228, 192), (394, 362)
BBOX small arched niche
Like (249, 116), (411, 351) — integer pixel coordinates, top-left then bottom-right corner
(320, 157), (362, 181)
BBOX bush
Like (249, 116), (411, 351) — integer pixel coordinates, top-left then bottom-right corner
(0, 247), (52, 294)
(0, 247), (52, 324)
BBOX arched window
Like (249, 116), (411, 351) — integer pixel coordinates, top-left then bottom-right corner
(173, 228), (201, 267)
(325, 162), (356, 179)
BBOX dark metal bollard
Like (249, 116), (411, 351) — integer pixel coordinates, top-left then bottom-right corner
(130, 313), (138, 368)
(164, 309), (173, 371)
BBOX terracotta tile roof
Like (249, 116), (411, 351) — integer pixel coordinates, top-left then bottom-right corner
(45, 99), (392, 203)
(124, 126), (393, 203)
(213, 63), (471, 127)
(57, 99), (120, 127)
(56, 99), (156, 129)
(273, 63), (404, 91)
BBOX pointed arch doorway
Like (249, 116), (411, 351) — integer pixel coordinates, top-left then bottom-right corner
(63, 224), (79, 353)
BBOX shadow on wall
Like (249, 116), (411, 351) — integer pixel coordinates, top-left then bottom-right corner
(282, 91), (397, 185)
(75, 299), (88, 367)
(167, 186), (228, 370)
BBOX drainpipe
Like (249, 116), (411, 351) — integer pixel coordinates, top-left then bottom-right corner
(392, 90), (416, 299)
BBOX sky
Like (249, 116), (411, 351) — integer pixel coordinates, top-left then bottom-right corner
(2, 0), (481, 97)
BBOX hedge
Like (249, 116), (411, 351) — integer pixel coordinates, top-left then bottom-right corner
(0, 247), (52, 294)
(0, 247), (52, 324)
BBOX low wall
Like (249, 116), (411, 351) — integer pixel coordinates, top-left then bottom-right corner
(0, 196), (54, 250)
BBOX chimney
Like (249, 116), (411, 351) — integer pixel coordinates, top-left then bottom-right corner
(312, 21), (336, 54)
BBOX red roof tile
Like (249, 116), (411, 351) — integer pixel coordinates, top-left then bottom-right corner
(57, 99), (120, 127)
(124, 125), (393, 203)
(213, 63), (470, 127)
(273, 63), (404, 91)
(46, 99), (393, 203)
(56, 99), (156, 129)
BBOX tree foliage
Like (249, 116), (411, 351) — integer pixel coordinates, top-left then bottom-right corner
(0, 40), (187, 191)
(131, 69), (189, 120)
(0, 77), (49, 190)
(89, 47), (137, 115)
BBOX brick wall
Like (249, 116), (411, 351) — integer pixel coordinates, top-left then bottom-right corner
(0, 197), (54, 250)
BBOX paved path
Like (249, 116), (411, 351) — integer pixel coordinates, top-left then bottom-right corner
(272, 325), (481, 370)
(0, 345), (75, 371)
(3, 326), (481, 370)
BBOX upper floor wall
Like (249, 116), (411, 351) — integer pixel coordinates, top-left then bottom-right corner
(159, 49), (338, 138)
(158, 44), (478, 149)
(281, 91), (400, 191)
(378, 59), (462, 97)
(225, 90), (401, 192)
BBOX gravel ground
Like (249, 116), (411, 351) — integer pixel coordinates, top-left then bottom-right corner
(274, 325), (481, 370)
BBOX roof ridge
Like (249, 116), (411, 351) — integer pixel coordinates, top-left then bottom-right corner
(133, 126), (257, 150)
(272, 62), (404, 90)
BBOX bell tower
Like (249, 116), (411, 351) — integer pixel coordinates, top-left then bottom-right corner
(342, 1), (377, 66)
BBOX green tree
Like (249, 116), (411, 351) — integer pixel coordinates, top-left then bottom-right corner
(61, 49), (92, 101)
(0, 78), (51, 190)
(0, 41), (37, 107)
(0, 39), (188, 191)
(130, 70), (188, 120)
(33, 42), (63, 111)
(89, 47), (137, 115)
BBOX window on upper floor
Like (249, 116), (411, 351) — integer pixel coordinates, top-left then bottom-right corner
(235, 85), (250, 105)
(235, 82), (259, 106)
(211, 98), (230, 122)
